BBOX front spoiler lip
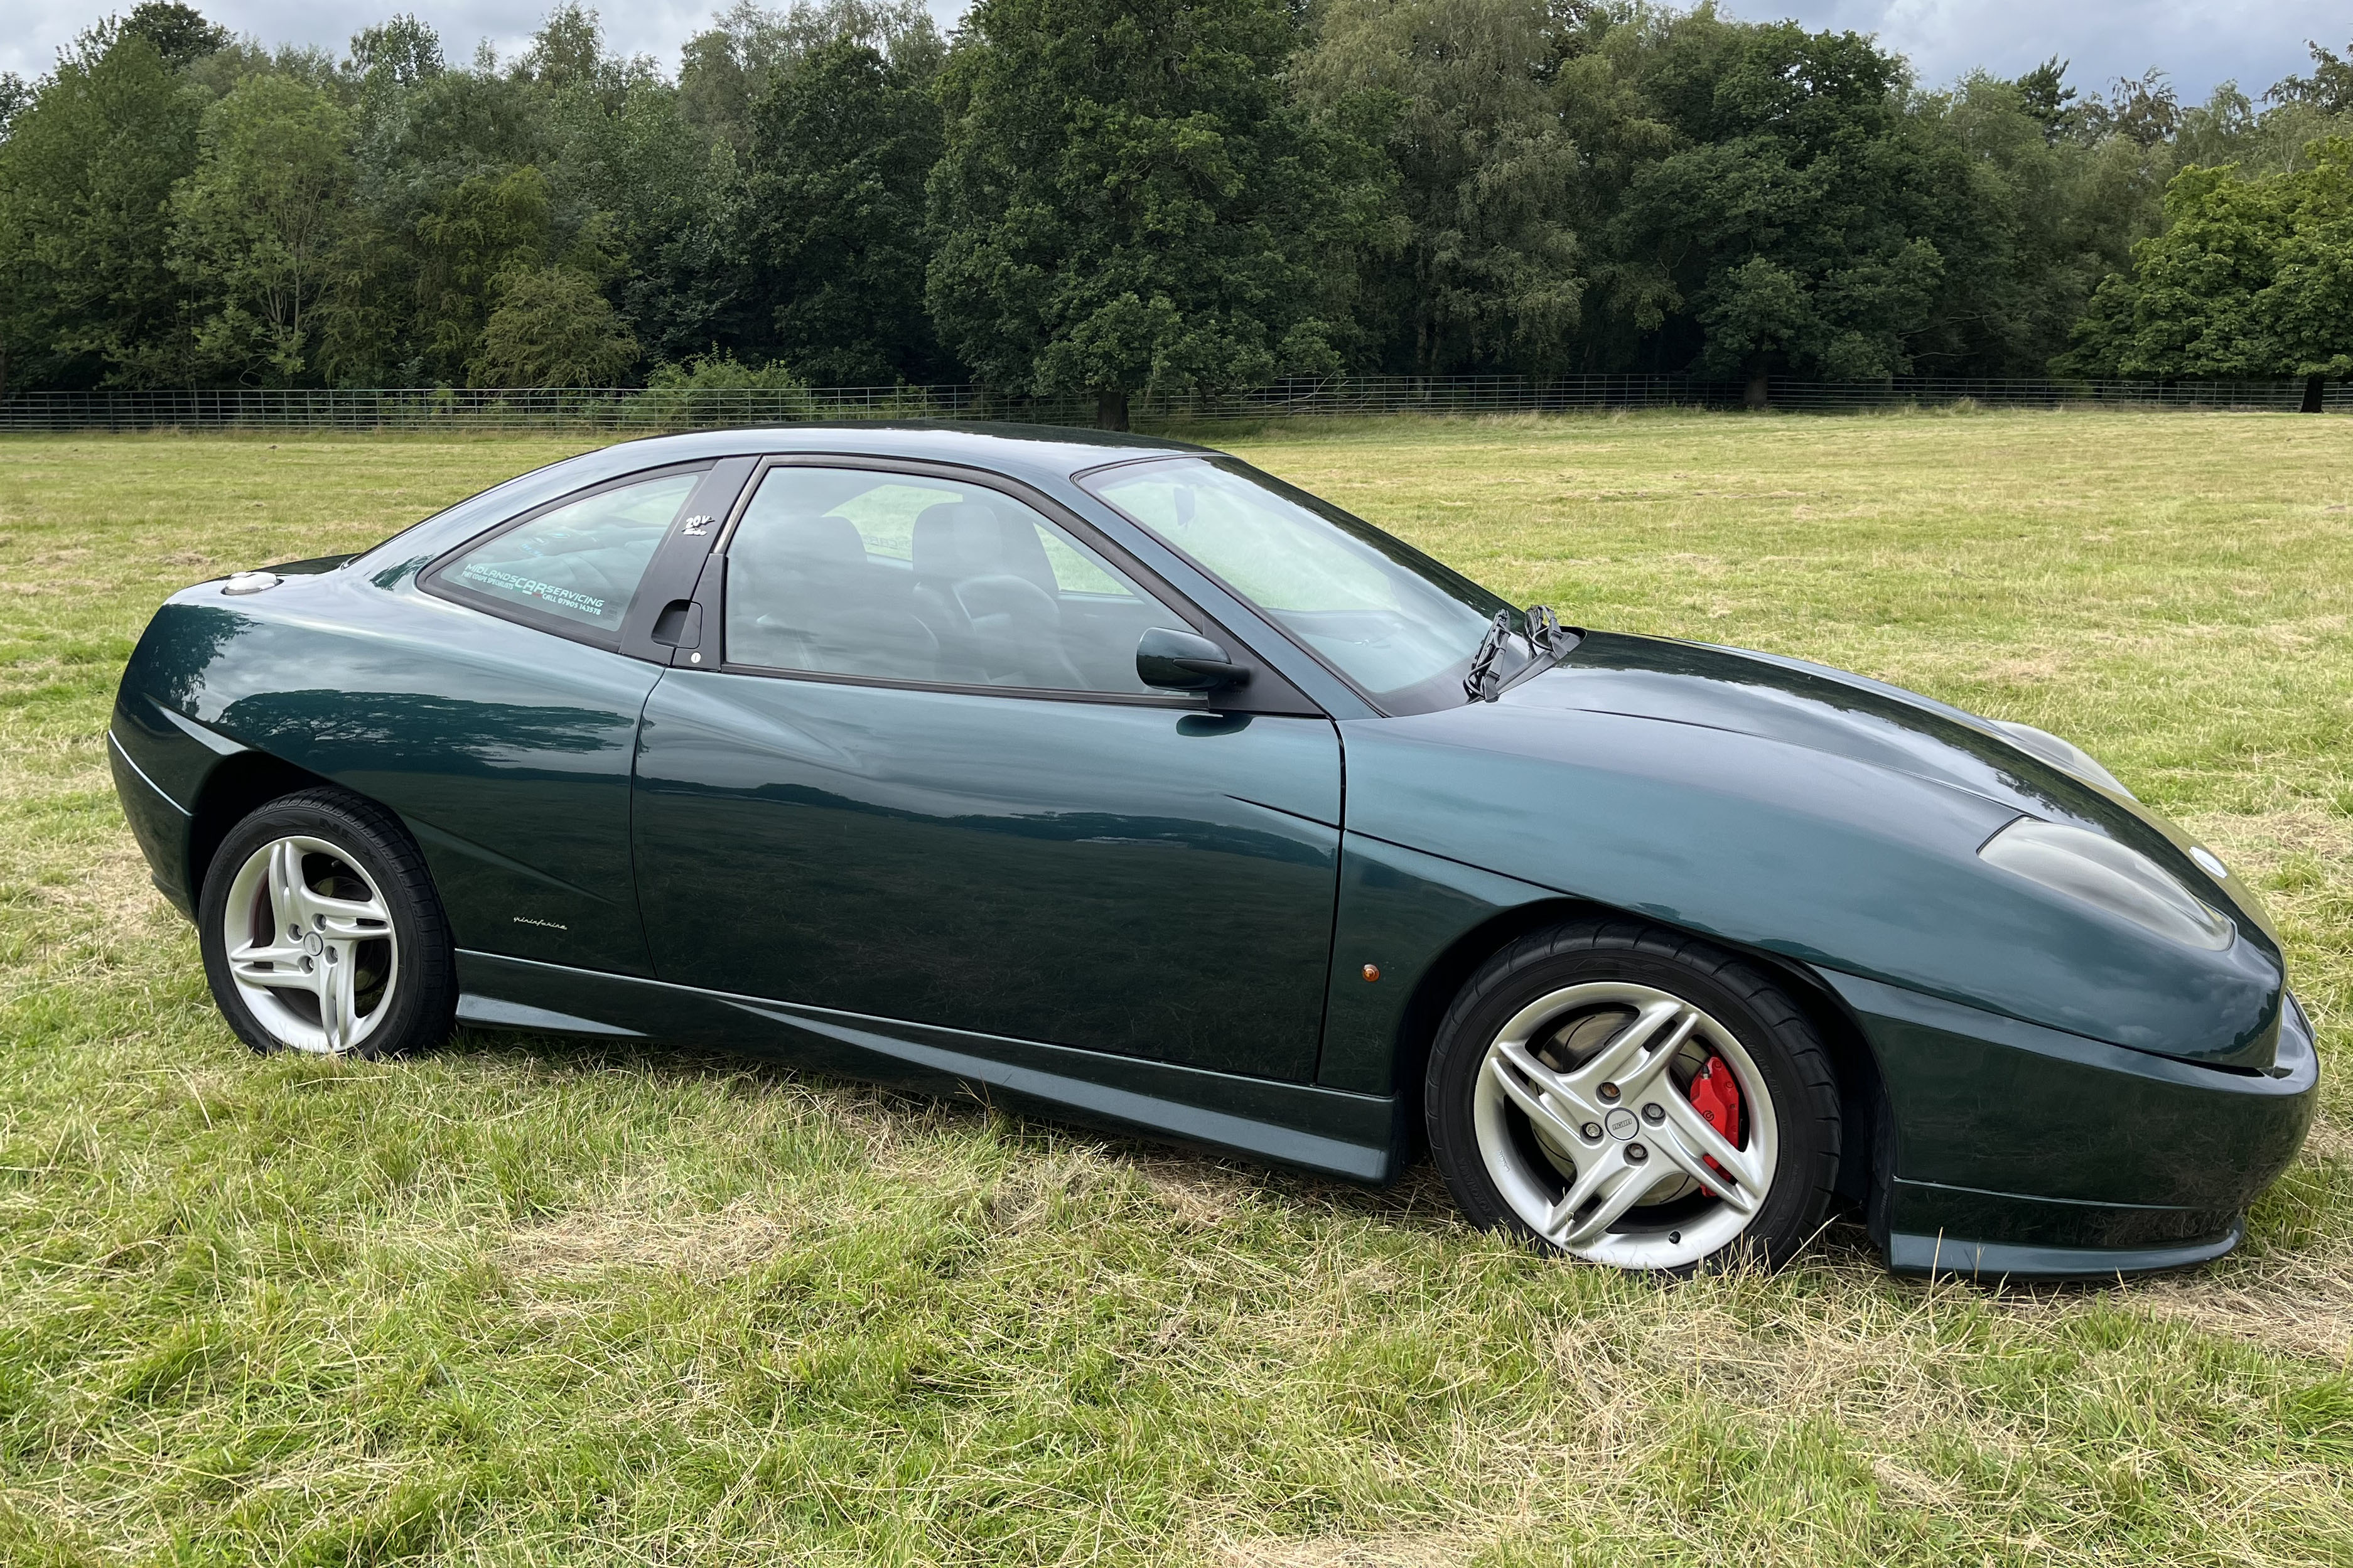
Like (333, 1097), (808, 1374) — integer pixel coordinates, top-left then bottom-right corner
(1886, 1218), (2245, 1281)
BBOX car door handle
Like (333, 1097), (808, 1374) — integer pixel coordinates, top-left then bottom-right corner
(650, 599), (703, 650)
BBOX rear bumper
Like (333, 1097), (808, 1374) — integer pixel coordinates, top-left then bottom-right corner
(107, 721), (197, 918)
(1827, 971), (2317, 1279)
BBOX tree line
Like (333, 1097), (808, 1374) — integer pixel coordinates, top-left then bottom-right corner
(3, 0), (2350, 426)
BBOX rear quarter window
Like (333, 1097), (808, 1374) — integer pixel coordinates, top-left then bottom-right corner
(429, 470), (703, 642)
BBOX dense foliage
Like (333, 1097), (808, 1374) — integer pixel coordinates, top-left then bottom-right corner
(2065, 138), (2353, 382)
(3, 0), (2352, 419)
(929, 0), (1374, 427)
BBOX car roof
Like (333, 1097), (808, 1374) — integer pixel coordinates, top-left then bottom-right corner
(343, 422), (1220, 579)
(581, 422), (1215, 486)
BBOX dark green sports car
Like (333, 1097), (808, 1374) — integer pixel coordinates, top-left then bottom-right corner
(109, 426), (2315, 1278)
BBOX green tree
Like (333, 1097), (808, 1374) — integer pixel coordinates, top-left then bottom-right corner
(472, 265), (638, 384)
(520, 4), (611, 92)
(121, 1), (229, 70)
(1543, 5), (1680, 372)
(1299, 0), (1579, 375)
(16, 0), (2351, 402)
(735, 31), (945, 382)
(0, 74), (31, 140)
(2087, 68), (2182, 149)
(634, 348), (814, 423)
(680, 1), (937, 151)
(928, 0), (1370, 427)
(1611, 17), (1951, 399)
(2015, 56), (2087, 143)
(1901, 65), (2143, 376)
(348, 14), (445, 90)
(565, 79), (739, 370)
(169, 73), (353, 381)
(412, 166), (567, 375)
(2271, 37), (2353, 116)
(316, 8), (654, 385)
(0, 23), (205, 391)
(2065, 137), (2353, 383)
(318, 159), (552, 385)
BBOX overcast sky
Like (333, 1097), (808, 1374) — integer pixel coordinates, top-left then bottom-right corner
(4, 0), (2345, 105)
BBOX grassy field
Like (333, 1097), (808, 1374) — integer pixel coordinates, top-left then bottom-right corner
(1, 409), (2350, 1565)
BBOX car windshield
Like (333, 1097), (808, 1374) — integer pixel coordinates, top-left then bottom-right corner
(1083, 456), (1522, 711)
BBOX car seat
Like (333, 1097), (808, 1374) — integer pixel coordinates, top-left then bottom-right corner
(910, 501), (1087, 689)
(728, 512), (938, 679)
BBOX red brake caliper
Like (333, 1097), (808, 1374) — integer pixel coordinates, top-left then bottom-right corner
(1686, 1056), (1743, 1178)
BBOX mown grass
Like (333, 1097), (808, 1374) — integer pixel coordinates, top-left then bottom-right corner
(0, 410), (2349, 1565)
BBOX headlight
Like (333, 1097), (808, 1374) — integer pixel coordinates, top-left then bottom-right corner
(1979, 818), (2233, 950)
(1988, 719), (2133, 800)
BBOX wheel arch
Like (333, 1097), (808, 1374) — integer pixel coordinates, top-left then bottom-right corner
(1390, 896), (1887, 1211)
(185, 749), (343, 900)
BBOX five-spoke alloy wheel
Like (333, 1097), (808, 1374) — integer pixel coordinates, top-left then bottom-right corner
(1428, 920), (1842, 1272)
(199, 790), (455, 1060)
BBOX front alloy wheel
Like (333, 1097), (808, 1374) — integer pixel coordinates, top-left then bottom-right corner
(1474, 981), (1778, 1269)
(1428, 919), (1841, 1272)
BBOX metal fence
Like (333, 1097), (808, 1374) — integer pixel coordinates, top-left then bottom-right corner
(1755, 376), (2353, 413)
(3, 374), (2347, 432)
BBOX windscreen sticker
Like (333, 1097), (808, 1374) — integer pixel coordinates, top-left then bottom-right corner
(459, 562), (608, 619)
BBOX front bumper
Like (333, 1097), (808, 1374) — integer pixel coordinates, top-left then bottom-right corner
(1882, 1218), (2244, 1280)
(1828, 971), (2318, 1281)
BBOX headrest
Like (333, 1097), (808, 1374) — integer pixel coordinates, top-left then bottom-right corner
(758, 511), (868, 569)
(912, 502), (999, 577)
(913, 500), (1058, 597)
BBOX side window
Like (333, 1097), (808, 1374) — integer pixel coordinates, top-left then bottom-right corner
(435, 471), (702, 640)
(723, 467), (1170, 694)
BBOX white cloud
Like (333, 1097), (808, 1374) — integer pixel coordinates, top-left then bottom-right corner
(3, 0), (2338, 105)
(1735, 0), (2346, 100)
(1, 1), (969, 80)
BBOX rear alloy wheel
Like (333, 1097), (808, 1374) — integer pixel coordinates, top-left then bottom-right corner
(1427, 920), (1840, 1272)
(198, 790), (455, 1060)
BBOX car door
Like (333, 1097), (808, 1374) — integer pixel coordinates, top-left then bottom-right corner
(630, 459), (1344, 1081)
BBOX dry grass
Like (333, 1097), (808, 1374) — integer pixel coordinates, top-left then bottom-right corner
(2132, 1245), (2353, 1360)
(0, 412), (2350, 1565)
(497, 1198), (809, 1282)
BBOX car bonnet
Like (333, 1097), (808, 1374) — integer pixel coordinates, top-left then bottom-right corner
(1496, 630), (2279, 952)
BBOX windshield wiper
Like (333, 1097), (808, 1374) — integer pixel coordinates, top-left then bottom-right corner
(1464, 611), (1514, 702)
(1524, 604), (1567, 658)
(1465, 604), (1578, 704)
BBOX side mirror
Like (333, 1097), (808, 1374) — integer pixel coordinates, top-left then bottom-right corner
(1137, 626), (1247, 692)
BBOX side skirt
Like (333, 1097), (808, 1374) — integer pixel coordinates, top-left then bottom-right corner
(455, 950), (1404, 1183)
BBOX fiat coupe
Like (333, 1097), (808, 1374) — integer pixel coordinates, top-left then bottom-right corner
(109, 426), (2315, 1277)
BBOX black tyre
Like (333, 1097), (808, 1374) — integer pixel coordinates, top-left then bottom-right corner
(1426, 917), (1839, 1272)
(197, 789), (456, 1060)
